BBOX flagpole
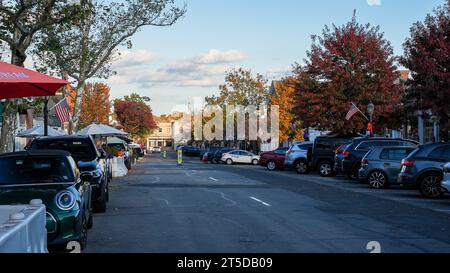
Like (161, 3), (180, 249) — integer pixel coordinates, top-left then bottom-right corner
(44, 97), (49, 136)
(351, 102), (369, 121)
(49, 97), (66, 111)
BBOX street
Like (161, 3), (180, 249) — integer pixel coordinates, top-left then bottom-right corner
(86, 153), (450, 253)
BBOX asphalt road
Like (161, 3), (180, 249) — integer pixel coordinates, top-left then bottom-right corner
(85, 152), (450, 253)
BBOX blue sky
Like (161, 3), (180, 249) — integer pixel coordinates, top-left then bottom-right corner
(107, 0), (444, 115)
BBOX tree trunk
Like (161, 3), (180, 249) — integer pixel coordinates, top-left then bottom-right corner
(0, 99), (18, 153)
(71, 82), (86, 131)
(0, 46), (26, 153)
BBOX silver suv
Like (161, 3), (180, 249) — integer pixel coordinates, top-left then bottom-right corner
(284, 141), (313, 174)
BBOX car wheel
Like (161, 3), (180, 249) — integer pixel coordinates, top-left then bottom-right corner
(295, 160), (309, 174)
(419, 173), (443, 198)
(226, 159), (233, 165)
(318, 161), (334, 177)
(368, 171), (388, 189)
(252, 159), (259, 165)
(267, 161), (277, 171)
(78, 212), (88, 251)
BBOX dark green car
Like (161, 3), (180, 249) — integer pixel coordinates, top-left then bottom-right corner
(0, 150), (93, 250)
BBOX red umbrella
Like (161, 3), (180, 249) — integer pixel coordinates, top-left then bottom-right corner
(0, 61), (70, 138)
(0, 61), (69, 99)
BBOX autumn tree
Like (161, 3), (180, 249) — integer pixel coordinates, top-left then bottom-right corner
(270, 78), (304, 142)
(293, 13), (402, 134)
(34, 0), (186, 129)
(205, 68), (269, 144)
(0, 0), (81, 153)
(401, 0), (450, 141)
(114, 93), (157, 141)
(78, 83), (111, 129)
(206, 68), (269, 107)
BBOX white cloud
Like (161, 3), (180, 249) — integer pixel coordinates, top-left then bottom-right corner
(109, 49), (246, 88)
(366, 0), (381, 6)
(112, 49), (159, 69)
(197, 49), (247, 64)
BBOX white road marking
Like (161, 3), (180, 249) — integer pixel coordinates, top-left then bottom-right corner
(249, 196), (272, 207)
(209, 177), (219, 182)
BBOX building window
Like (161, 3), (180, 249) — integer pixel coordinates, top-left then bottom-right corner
(159, 128), (163, 133)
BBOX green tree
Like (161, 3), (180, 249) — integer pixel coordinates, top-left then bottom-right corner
(0, 0), (81, 153)
(34, 0), (186, 129)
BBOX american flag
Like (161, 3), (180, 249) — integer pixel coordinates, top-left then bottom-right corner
(54, 97), (71, 124)
(345, 103), (361, 121)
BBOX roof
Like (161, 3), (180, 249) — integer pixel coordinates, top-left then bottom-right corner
(0, 150), (71, 158)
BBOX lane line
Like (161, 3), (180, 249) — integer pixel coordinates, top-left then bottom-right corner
(209, 177), (219, 182)
(249, 196), (271, 207)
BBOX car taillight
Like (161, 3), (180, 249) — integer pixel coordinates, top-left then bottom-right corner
(401, 159), (415, 167)
(342, 150), (351, 157)
(361, 159), (369, 166)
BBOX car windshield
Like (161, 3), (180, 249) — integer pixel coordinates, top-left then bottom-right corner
(0, 156), (74, 185)
(32, 139), (97, 162)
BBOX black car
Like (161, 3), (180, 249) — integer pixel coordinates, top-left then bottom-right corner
(311, 136), (356, 177)
(202, 147), (223, 162)
(28, 135), (109, 213)
(398, 143), (450, 198)
(212, 148), (236, 164)
(181, 146), (201, 157)
(339, 137), (418, 179)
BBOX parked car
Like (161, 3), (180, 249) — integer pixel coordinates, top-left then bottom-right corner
(199, 149), (207, 160)
(334, 143), (352, 173)
(202, 147), (222, 162)
(181, 146), (201, 157)
(106, 142), (132, 170)
(28, 135), (109, 213)
(284, 142), (313, 174)
(312, 136), (355, 177)
(212, 148), (235, 164)
(0, 150), (93, 250)
(259, 147), (289, 171)
(441, 162), (450, 193)
(340, 137), (418, 179)
(221, 150), (260, 165)
(151, 146), (162, 153)
(358, 146), (415, 189)
(398, 143), (450, 198)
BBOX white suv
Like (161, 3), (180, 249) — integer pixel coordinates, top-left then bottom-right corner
(284, 141), (313, 174)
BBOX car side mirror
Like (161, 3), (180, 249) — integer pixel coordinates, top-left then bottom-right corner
(80, 172), (94, 182)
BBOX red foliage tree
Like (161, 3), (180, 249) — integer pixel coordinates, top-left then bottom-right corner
(401, 0), (450, 141)
(113, 93), (157, 140)
(293, 13), (402, 134)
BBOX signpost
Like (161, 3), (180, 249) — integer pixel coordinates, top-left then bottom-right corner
(177, 149), (183, 166)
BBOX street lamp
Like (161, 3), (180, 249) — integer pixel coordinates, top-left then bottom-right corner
(367, 102), (375, 137)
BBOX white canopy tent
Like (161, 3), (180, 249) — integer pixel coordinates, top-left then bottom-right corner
(76, 123), (128, 137)
(16, 125), (66, 138)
